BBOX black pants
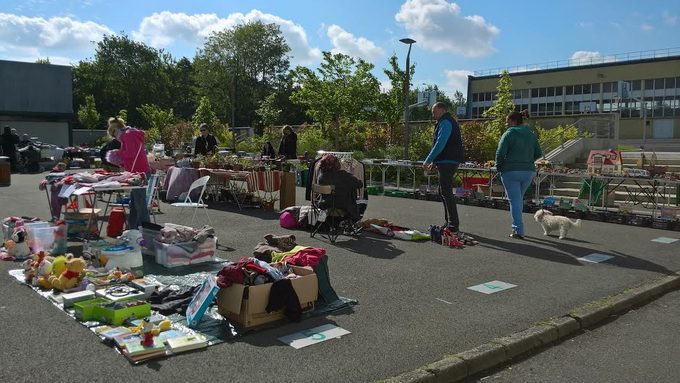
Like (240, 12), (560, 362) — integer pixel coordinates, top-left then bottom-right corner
(437, 163), (459, 231)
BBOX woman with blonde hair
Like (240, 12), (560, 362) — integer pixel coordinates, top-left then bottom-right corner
(106, 117), (151, 228)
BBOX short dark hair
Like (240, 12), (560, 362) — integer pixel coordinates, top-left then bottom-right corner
(507, 109), (530, 125)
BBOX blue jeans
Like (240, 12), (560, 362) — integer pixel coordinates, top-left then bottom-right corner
(128, 173), (151, 229)
(500, 171), (535, 235)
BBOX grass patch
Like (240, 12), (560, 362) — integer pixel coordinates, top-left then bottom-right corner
(617, 145), (640, 152)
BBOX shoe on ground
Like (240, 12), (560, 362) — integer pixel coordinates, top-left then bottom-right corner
(509, 233), (524, 239)
(455, 231), (478, 245)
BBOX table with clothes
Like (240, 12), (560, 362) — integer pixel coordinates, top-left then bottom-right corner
(39, 170), (147, 223)
(163, 166), (199, 202)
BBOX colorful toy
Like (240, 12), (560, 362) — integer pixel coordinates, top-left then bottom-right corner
(6, 229), (31, 260)
(51, 255), (68, 277)
(139, 319), (155, 347)
(100, 230), (144, 271)
(22, 251), (54, 289)
(48, 256), (87, 291)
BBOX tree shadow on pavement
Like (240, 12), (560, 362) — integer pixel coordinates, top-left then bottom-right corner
(476, 234), (674, 275)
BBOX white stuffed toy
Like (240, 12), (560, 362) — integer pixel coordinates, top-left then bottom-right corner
(9, 229), (31, 260)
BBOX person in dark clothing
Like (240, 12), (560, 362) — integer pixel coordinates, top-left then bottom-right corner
(1, 126), (20, 171)
(194, 123), (218, 156)
(100, 137), (121, 171)
(261, 141), (276, 158)
(317, 154), (363, 221)
(423, 102), (475, 245)
(278, 125), (297, 159)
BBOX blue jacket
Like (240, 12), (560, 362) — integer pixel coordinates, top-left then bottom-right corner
(425, 112), (464, 164)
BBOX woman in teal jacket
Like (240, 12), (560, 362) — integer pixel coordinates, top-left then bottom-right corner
(496, 110), (542, 239)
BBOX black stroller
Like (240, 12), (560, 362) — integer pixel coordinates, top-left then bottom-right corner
(17, 143), (41, 173)
(305, 152), (368, 243)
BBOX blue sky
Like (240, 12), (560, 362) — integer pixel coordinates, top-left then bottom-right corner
(1, 0), (678, 97)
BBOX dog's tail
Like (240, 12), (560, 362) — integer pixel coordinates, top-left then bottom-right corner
(572, 219), (582, 228)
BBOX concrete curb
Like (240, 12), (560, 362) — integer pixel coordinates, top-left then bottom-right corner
(384, 272), (680, 383)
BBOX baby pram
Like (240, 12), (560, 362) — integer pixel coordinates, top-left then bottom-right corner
(305, 151), (368, 242)
(18, 143), (42, 173)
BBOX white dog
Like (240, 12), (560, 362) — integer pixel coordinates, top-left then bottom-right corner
(534, 209), (581, 239)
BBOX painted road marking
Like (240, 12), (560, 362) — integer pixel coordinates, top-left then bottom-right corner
(436, 298), (453, 304)
(651, 237), (679, 244)
(278, 324), (350, 349)
(467, 280), (517, 294)
(579, 253), (614, 263)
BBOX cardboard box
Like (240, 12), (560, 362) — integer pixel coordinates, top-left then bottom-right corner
(216, 266), (318, 328)
(64, 212), (98, 238)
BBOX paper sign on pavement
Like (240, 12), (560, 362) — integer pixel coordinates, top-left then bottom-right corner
(651, 237), (679, 244)
(278, 324), (350, 349)
(467, 280), (517, 294)
(578, 253), (614, 263)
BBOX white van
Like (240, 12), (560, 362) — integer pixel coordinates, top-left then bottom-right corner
(622, 168), (650, 178)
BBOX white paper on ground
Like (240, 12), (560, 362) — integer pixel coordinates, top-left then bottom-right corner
(651, 237), (679, 244)
(467, 280), (517, 294)
(578, 253), (614, 263)
(278, 324), (350, 349)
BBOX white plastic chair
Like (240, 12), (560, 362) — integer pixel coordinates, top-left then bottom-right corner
(171, 175), (212, 226)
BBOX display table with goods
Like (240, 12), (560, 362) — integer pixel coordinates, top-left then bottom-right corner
(361, 159), (680, 229)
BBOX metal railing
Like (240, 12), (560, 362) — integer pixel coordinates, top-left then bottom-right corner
(473, 47), (680, 77)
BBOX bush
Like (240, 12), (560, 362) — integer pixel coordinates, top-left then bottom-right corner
(298, 127), (331, 156)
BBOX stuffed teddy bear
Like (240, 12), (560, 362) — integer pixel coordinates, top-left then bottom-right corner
(48, 255), (86, 291)
(23, 251), (53, 288)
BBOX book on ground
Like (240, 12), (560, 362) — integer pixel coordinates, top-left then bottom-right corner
(123, 339), (166, 357)
(166, 335), (208, 353)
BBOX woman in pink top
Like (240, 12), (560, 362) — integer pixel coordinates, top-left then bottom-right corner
(107, 117), (151, 228)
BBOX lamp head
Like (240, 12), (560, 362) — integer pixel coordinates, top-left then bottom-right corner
(399, 38), (416, 45)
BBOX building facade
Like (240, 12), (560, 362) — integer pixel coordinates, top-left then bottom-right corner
(466, 52), (680, 140)
(0, 59), (73, 146)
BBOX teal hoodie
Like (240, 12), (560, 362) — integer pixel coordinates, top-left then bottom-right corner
(495, 125), (542, 173)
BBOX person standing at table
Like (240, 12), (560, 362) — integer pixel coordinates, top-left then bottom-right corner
(422, 102), (475, 245)
(100, 136), (121, 172)
(107, 117), (151, 229)
(495, 110), (542, 239)
(194, 123), (218, 156)
(278, 125), (297, 159)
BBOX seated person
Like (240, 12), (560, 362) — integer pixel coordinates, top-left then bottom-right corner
(261, 141), (276, 158)
(317, 154), (363, 222)
(100, 137), (121, 171)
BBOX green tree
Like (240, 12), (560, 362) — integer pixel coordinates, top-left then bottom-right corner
(482, 70), (514, 136)
(137, 104), (175, 147)
(77, 95), (101, 145)
(117, 109), (128, 122)
(255, 92), (281, 132)
(192, 96), (219, 129)
(377, 54), (414, 128)
(452, 90), (466, 109)
(194, 21), (291, 127)
(168, 57), (196, 121)
(72, 35), (174, 126)
(290, 52), (380, 147)
(35, 57), (51, 64)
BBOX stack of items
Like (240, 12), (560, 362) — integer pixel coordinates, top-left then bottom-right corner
(215, 257), (318, 328)
(142, 223), (218, 267)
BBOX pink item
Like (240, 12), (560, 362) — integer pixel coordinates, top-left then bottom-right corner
(286, 247), (326, 267)
(118, 128), (151, 173)
(279, 211), (297, 229)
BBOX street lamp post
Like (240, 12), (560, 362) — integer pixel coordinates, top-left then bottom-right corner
(400, 38), (415, 160)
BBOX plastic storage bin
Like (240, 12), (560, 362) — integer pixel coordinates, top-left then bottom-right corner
(153, 237), (218, 268)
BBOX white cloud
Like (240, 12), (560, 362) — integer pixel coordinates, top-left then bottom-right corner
(0, 12), (112, 63)
(394, 0), (499, 57)
(662, 11), (677, 25)
(569, 51), (616, 66)
(445, 69), (472, 94)
(326, 24), (384, 61)
(640, 23), (654, 32)
(576, 21), (593, 28)
(379, 79), (393, 92)
(132, 10), (321, 64)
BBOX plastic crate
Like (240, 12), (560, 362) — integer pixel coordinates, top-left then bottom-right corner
(366, 185), (383, 195)
(153, 237), (218, 268)
(384, 189), (408, 198)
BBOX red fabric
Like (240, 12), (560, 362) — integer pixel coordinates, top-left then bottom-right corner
(255, 170), (281, 192)
(216, 257), (251, 288)
(61, 270), (80, 279)
(243, 263), (267, 274)
(286, 247), (326, 267)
